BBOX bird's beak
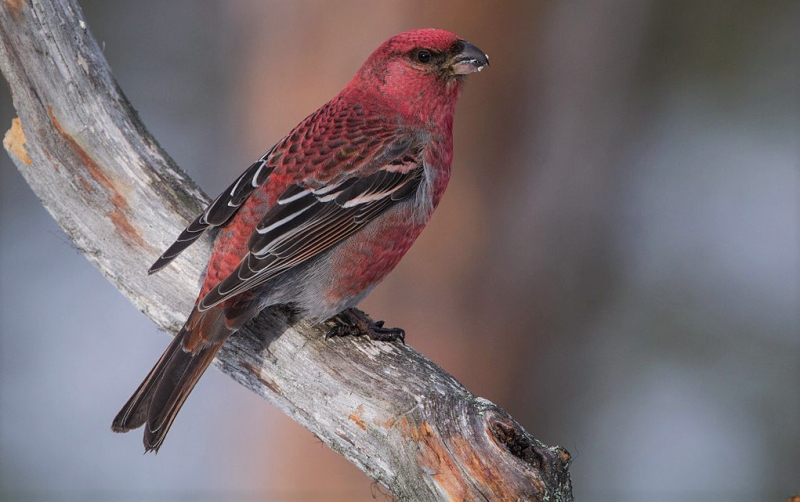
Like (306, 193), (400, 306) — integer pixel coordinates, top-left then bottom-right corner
(450, 41), (489, 75)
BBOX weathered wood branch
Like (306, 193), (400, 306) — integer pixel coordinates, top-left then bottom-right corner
(0, 1), (572, 500)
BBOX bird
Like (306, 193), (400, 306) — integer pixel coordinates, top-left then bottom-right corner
(111, 28), (488, 452)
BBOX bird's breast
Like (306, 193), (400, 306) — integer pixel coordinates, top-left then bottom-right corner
(317, 199), (427, 312)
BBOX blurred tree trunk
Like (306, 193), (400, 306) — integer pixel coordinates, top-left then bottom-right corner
(477, 0), (655, 421)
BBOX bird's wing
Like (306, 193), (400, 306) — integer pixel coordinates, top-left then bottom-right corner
(197, 137), (424, 311)
(147, 99), (410, 275)
(148, 150), (276, 274)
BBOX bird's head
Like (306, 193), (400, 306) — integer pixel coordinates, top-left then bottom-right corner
(348, 29), (489, 128)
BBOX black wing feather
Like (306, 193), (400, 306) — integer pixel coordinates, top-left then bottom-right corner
(198, 161), (423, 311)
(149, 155), (275, 274)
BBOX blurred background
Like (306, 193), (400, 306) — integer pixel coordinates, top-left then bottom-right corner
(1, 1), (797, 500)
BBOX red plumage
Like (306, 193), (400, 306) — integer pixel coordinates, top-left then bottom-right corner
(112, 29), (488, 452)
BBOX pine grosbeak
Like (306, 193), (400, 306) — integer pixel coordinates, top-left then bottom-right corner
(112, 28), (488, 452)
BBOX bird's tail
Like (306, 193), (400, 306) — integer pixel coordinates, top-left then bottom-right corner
(111, 306), (230, 452)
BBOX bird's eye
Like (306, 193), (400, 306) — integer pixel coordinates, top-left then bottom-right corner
(416, 50), (432, 63)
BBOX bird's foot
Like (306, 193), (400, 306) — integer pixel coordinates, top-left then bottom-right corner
(326, 308), (405, 344)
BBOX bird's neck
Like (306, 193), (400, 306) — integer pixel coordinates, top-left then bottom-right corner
(345, 76), (462, 134)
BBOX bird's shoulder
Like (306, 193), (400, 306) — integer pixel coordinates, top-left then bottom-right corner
(261, 94), (430, 187)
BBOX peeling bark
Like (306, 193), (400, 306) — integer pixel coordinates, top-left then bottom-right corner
(0, 1), (572, 500)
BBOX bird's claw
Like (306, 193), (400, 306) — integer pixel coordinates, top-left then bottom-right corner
(325, 308), (405, 344)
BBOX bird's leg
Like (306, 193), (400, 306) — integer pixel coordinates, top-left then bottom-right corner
(326, 308), (405, 343)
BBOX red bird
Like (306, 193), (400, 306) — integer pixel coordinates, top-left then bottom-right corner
(112, 29), (488, 452)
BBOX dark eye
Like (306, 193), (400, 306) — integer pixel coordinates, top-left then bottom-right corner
(416, 49), (432, 63)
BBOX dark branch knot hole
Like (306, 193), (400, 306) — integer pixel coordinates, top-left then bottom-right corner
(491, 420), (544, 471)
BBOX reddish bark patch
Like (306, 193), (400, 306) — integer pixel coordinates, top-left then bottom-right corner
(241, 362), (282, 394)
(373, 416), (396, 429)
(5, 0), (26, 18)
(48, 107), (122, 204)
(109, 209), (146, 247)
(398, 415), (545, 500)
(3, 117), (32, 165)
(348, 404), (367, 430)
(78, 177), (93, 193)
(397, 417), (469, 500)
(47, 107), (146, 248)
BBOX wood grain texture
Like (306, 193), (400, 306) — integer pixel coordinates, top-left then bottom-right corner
(0, 1), (572, 500)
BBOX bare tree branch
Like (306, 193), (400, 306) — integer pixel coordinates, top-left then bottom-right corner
(0, 1), (572, 500)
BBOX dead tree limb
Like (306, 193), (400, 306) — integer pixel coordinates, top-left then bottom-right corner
(0, 1), (572, 500)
